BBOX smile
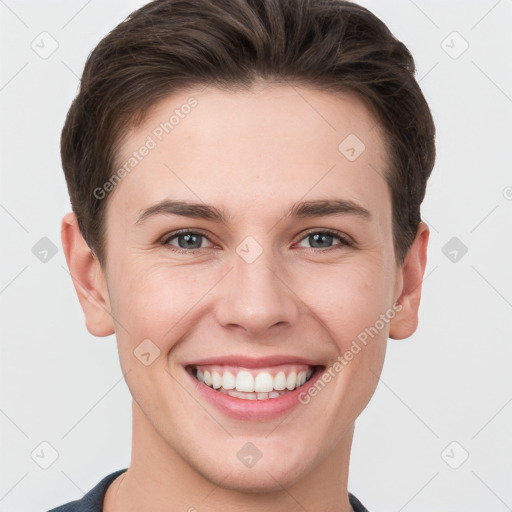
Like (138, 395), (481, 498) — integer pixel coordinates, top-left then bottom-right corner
(189, 364), (316, 400)
(183, 355), (326, 420)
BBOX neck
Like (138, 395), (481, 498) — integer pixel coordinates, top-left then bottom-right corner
(105, 400), (355, 512)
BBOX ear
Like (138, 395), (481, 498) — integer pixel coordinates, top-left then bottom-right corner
(389, 221), (429, 340)
(61, 211), (115, 337)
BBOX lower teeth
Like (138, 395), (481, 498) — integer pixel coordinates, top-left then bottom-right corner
(217, 388), (288, 400)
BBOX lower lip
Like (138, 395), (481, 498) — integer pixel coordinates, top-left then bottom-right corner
(185, 366), (324, 421)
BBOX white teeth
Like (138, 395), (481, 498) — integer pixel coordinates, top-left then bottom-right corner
(222, 371), (236, 390)
(216, 387), (295, 400)
(211, 371), (222, 389)
(194, 366), (316, 398)
(254, 371), (274, 392)
(228, 390), (257, 400)
(286, 371), (297, 391)
(236, 370), (254, 392)
(274, 371), (286, 390)
(297, 371), (306, 387)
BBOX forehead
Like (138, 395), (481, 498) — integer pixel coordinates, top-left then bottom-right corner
(106, 83), (390, 226)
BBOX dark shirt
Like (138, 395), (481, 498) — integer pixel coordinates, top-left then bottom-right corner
(47, 468), (370, 511)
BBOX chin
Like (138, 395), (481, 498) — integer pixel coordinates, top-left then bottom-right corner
(203, 462), (307, 494)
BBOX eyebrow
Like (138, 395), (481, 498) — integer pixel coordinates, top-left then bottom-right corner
(135, 198), (371, 225)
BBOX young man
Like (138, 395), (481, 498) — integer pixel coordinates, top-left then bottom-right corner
(52, 0), (435, 510)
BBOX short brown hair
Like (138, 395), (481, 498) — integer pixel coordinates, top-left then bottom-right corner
(61, 0), (435, 268)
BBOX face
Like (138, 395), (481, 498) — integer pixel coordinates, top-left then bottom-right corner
(65, 82), (427, 492)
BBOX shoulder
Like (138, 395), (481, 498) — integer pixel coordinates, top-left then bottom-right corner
(349, 492), (371, 512)
(45, 469), (128, 512)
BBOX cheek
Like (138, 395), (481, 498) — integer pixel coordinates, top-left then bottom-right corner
(297, 258), (394, 345)
(110, 258), (223, 355)
(123, 268), (186, 322)
(109, 262), (204, 400)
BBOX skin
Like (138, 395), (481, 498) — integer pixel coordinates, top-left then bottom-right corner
(61, 81), (429, 512)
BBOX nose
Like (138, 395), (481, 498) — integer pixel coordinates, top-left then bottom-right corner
(214, 245), (301, 338)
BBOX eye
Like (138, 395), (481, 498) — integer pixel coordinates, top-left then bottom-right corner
(161, 228), (353, 253)
(161, 230), (214, 252)
(295, 229), (353, 250)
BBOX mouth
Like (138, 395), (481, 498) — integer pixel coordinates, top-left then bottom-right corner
(182, 355), (326, 420)
(185, 362), (322, 401)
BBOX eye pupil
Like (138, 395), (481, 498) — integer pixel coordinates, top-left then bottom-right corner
(310, 233), (333, 248)
(179, 233), (201, 249)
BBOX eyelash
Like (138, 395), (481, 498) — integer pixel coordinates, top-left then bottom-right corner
(160, 228), (353, 254)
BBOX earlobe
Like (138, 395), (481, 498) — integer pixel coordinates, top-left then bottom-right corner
(389, 221), (429, 340)
(61, 211), (115, 337)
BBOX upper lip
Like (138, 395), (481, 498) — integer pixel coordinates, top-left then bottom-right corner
(184, 354), (323, 369)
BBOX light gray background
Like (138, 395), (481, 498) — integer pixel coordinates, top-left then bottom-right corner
(1, 1), (511, 511)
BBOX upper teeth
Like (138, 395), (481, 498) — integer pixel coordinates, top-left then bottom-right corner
(195, 367), (314, 393)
